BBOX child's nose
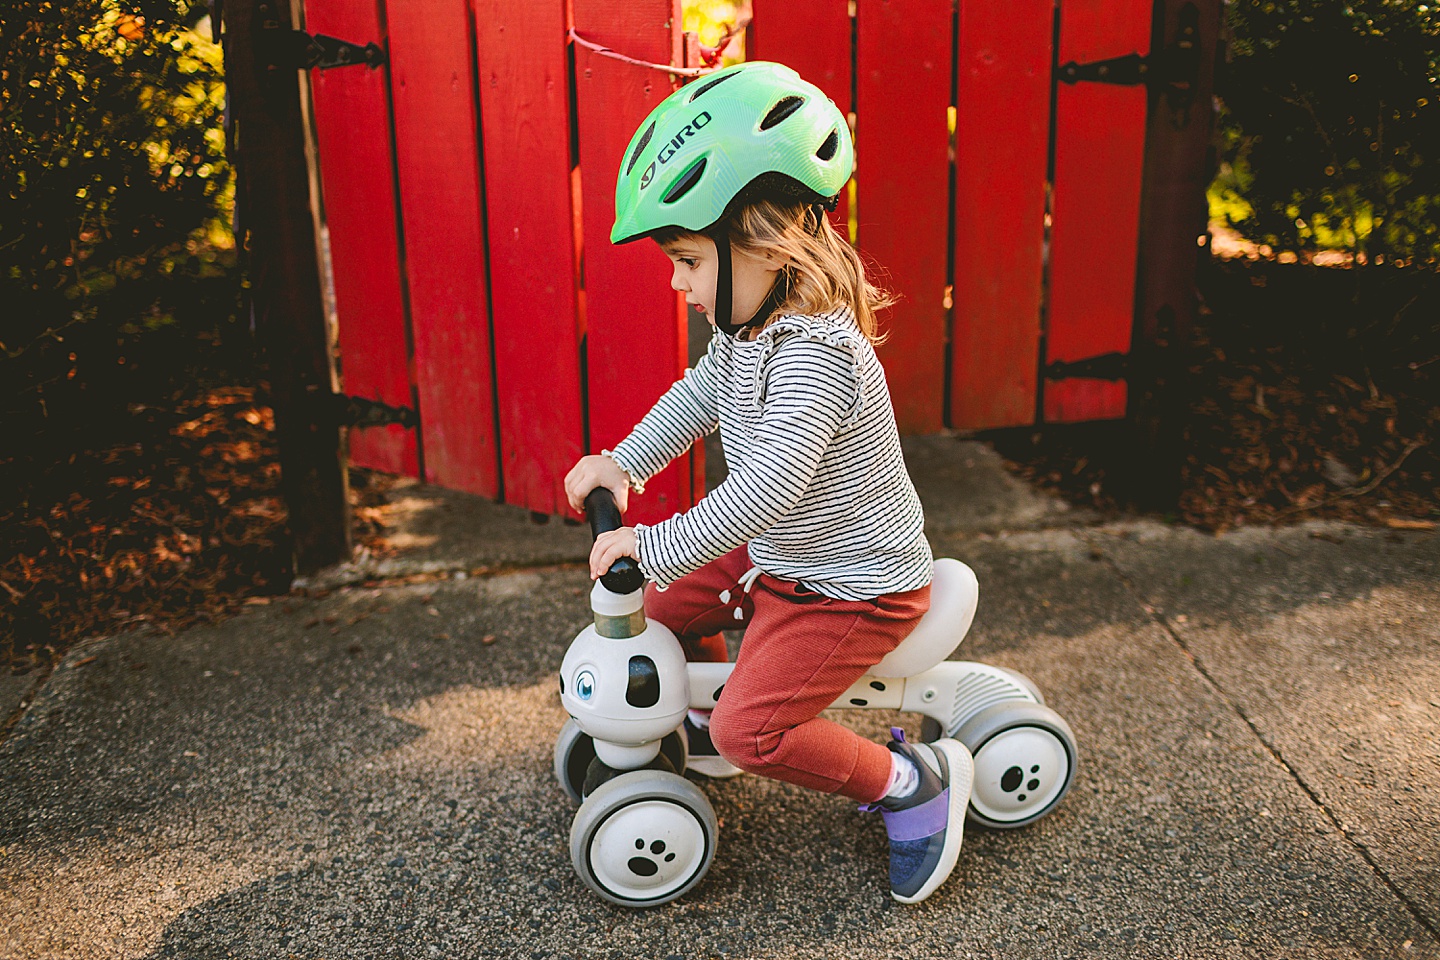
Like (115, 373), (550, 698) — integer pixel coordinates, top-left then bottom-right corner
(670, 266), (688, 293)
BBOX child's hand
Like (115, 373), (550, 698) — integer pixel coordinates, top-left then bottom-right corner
(590, 527), (638, 580)
(564, 455), (632, 515)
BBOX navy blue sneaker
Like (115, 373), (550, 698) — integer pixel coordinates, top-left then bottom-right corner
(861, 727), (974, 903)
(683, 716), (743, 778)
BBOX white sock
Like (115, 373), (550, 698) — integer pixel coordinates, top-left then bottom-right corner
(884, 752), (920, 800)
(687, 708), (712, 730)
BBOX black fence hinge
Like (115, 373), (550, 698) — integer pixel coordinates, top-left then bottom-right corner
(255, 2), (385, 71)
(343, 394), (417, 429)
(268, 30), (386, 70)
(287, 31), (386, 70)
(1057, 51), (1149, 87)
(1044, 352), (1130, 382)
(310, 388), (418, 429)
(1056, 2), (1201, 111)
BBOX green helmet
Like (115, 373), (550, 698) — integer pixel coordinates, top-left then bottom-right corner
(610, 61), (854, 245)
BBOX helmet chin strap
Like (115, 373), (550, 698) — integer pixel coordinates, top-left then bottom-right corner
(708, 224), (788, 339)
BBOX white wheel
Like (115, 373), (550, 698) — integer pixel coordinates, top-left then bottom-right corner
(955, 701), (1077, 828)
(570, 770), (717, 907)
(554, 719), (686, 804)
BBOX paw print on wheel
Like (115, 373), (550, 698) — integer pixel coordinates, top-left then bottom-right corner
(1001, 763), (1044, 802)
(628, 837), (677, 877)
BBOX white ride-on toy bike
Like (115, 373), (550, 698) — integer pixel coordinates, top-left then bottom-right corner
(555, 489), (1078, 907)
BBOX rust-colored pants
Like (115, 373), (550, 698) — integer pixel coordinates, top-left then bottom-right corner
(644, 545), (930, 803)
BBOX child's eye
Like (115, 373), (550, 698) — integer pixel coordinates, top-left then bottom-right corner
(678, 257), (697, 268)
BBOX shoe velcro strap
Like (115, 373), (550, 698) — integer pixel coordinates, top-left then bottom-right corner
(880, 789), (951, 842)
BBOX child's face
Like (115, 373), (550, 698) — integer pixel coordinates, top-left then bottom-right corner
(659, 234), (783, 330)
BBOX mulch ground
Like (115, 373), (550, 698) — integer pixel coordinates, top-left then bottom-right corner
(3, 256), (1436, 683)
(0, 385), (394, 678)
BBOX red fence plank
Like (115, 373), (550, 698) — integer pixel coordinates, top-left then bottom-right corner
(749, 0), (853, 236)
(472, 0), (585, 514)
(387, 0), (499, 495)
(572, 0), (694, 526)
(304, 0), (415, 477)
(1043, 0), (1151, 423)
(857, 0), (951, 433)
(949, 0), (1051, 429)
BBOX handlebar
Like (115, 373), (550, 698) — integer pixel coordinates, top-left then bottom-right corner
(584, 487), (645, 595)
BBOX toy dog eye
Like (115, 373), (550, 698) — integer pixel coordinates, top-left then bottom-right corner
(575, 670), (596, 701)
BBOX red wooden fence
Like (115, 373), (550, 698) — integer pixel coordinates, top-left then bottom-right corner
(948, 0), (1052, 430)
(854, 0), (952, 434)
(1044, 0), (1150, 423)
(300, 0), (1218, 519)
(753, 0), (1185, 431)
(306, 0), (414, 479)
(304, 0), (693, 524)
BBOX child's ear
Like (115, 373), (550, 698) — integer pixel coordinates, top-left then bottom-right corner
(736, 246), (786, 271)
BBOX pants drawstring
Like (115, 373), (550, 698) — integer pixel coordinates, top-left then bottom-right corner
(718, 566), (764, 620)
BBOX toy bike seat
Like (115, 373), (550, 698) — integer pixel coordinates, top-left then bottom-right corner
(868, 558), (979, 678)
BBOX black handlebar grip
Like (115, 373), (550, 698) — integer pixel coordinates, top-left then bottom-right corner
(583, 487), (645, 595)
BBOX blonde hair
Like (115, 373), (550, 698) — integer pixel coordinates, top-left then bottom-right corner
(660, 199), (895, 343)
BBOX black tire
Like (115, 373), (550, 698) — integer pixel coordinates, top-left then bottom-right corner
(554, 720), (686, 803)
(554, 719), (597, 804)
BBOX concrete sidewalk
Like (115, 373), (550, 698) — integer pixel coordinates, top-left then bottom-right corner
(1, 437), (1436, 959)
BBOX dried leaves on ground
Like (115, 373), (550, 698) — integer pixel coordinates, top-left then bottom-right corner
(1, 387), (288, 674)
(0, 385), (390, 677)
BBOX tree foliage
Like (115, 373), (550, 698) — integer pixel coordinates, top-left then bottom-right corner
(1216, 0), (1440, 262)
(0, 0), (232, 435)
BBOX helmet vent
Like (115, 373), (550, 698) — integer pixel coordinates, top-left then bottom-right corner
(626, 121), (657, 176)
(661, 157), (707, 205)
(760, 96), (806, 130)
(688, 71), (739, 102)
(816, 128), (839, 161)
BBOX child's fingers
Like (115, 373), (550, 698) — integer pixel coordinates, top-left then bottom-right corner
(589, 530), (635, 579)
(588, 537), (606, 578)
(563, 462), (587, 513)
(589, 538), (614, 579)
(565, 463), (599, 514)
(564, 456), (632, 515)
(593, 539), (623, 579)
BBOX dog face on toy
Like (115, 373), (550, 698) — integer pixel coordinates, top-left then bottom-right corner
(560, 621), (689, 747)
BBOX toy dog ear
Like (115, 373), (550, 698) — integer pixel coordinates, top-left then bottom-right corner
(626, 656), (661, 708)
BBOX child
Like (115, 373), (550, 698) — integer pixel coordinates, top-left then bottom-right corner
(562, 61), (974, 905)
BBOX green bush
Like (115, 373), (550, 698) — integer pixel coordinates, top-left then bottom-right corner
(0, 0), (234, 440)
(1216, 0), (1440, 262)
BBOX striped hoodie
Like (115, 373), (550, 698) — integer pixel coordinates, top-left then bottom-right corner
(608, 306), (933, 601)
